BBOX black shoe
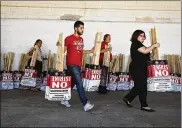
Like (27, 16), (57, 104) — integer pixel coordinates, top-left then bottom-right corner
(123, 98), (132, 107)
(141, 107), (155, 112)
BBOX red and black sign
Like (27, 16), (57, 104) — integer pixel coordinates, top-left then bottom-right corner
(2, 73), (13, 82)
(148, 60), (170, 77)
(108, 72), (118, 83)
(83, 64), (101, 80)
(47, 76), (71, 89)
(117, 72), (130, 82)
(23, 69), (37, 78)
(171, 73), (181, 85)
(13, 71), (22, 81)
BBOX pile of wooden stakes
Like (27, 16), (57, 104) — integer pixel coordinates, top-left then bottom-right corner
(18, 53), (29, 71)
(164, 54), (181, 74)
(3, 52), (15, 71)
(150, 27), (159, 60)
(82, 54), (125, 73)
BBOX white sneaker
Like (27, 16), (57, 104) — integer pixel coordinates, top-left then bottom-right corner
(61, 100), (71, 108)
(84, 102), (94, 112)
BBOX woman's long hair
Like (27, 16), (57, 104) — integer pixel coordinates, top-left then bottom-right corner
(34, 39), (42, 46)
(130, 30), (146, 43)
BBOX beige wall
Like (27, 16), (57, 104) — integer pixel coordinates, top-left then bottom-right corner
(1, 1), (181, 23)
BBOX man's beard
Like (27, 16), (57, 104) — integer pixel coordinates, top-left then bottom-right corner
(77, 31), (83, 35)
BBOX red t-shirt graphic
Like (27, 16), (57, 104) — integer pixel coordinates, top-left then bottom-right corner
(64, 34), (84, 67)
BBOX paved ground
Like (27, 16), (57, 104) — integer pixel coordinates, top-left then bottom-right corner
(1, 90), (181, 127)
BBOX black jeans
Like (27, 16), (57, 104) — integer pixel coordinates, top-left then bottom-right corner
(124, 64), (148, 107)
(66, 65), (88, 106)
(27, 59), (42, 78)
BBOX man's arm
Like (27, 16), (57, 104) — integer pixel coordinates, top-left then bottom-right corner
(64, 46), (67, 53)
(83, 47), (94, 54)
(83, 49), (93, 54)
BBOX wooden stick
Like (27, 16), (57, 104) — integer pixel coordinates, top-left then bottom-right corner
(18, 53), (25, 71)
(48, 50), (52, 69)
(150, 27), (159, 60)
(30, 45), (39, 67)
(56, 33), (64, 72)
(126, 55), (131, 72)
(111, 55), (118, 73)
(7, 52), (14, 71)
(92, 32), (102, 65)
(119, 54), (125, 72)
(53, 53), (57, 69)
(3, 53), (8, 71)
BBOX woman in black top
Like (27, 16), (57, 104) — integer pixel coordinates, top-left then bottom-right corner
(123, 30), (160, 112)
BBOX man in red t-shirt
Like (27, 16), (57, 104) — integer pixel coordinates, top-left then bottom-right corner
(61, 21), (94, 112)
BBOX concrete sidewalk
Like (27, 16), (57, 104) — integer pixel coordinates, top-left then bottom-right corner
(1, 90), (181, 127)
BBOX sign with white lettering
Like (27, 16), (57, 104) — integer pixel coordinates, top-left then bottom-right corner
(148, 60), (170, 77)
(117, 72), (130, 91)
(171, 74), (181, 92)
(45, 75), (71, 101)
(83, 68), (101, 92)
(20, 69), (37, 87)
(13, 72), (22, 88)
(0, 73), (14, 90)
(147, 76), (172, 92)
(107, 72), (118, 91)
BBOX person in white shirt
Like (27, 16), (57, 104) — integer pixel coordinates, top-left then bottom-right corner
(27, 39), (43, 91)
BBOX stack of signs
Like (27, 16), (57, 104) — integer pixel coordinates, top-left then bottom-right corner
(13, 71), (22, 89)
(1, 72), (14, 90)
(45, 71), (71, 101)
(171, 73), (181, 92)
(20, 68), (37, 88)
(147, 60), (172, 92)
(117, 72), (130, 91)
(83, 64), (102, 91)
(106, 72), (118, 91)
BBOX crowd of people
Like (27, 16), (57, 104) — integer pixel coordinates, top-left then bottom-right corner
(27, 21), (160, 112)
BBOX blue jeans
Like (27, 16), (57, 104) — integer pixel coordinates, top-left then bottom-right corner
(67, 65), (88, 106)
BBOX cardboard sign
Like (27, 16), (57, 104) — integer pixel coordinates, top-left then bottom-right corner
(20, 69), (37, 87)
(13, 72), (22, 88)
(147, 76), (172, 92)
(107, 72), (118, 91)
(1, 73), (14, 90)
(87, 69), (102, 80)
(148, 60), (170, 77)
(117, 72), (130, 91)
(83, 68), (101, 92)
(45, 75), (71, 101)
(171, 74), (181, 92)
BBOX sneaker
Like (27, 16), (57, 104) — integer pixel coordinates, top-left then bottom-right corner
(61, 100), (71, 108)
(84, 102), (94, 112)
